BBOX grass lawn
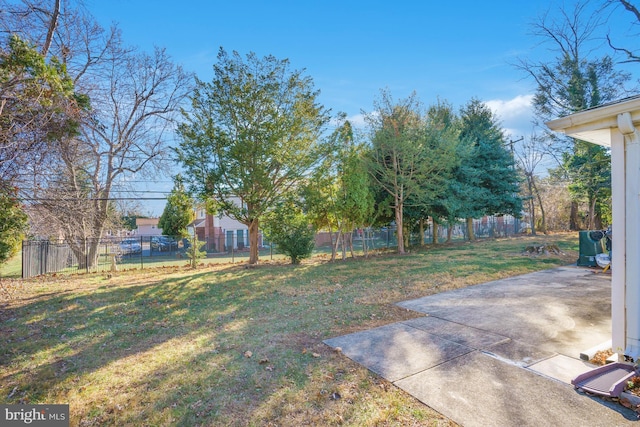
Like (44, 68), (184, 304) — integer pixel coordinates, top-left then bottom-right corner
(0, 234), (580, 426)
(0, 252), (22, 278)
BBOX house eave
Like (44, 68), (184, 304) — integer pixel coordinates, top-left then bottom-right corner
(545, 95), (640, 147)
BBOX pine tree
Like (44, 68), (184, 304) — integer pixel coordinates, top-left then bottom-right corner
(457, 99), (522, 240)
(158, 176), (194, 238)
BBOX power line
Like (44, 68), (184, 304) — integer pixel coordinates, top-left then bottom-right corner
(20, 197), (167, 201)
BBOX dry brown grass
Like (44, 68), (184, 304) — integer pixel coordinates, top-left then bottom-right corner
(0, 234), (578, 426)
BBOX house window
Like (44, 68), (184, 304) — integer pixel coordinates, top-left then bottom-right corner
(226, 230), (234, 251)
(237, 230), (244, 249)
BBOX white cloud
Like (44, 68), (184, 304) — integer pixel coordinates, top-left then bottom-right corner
(335, 96), (537, 139)
(347, 113), (370, 128)
(328, 112), (374, 130)
(484, 94), (536, 139)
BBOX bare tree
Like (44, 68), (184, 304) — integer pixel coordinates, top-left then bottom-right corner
(52, 43), (191, 267)
(604, 0), (640, 63)
(516, 0), (630, 230)
(514, 134), (549, 235)
(2, 1), (193, 267)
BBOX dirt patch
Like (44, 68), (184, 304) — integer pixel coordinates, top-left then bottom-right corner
(523, 244), (564, 256)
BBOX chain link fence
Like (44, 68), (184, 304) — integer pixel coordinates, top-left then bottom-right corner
(21, 234), (274, 278)
(21, 215), (524, 278)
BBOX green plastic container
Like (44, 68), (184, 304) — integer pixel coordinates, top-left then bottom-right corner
(577, 230), (604, 267)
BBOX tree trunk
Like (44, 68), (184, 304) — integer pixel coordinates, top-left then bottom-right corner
(404, 223), (410, 250)
(248, 218), (259, 264)
(527, 174), (536, 236)
(594, 201), (603, 230)
(328, 225), (337, 261)
(531, 175), (547, 234)
(466, 217), (475, 241)
(348, 231), (355, 258)
(333, 228), (344, 260)
(361, 228), (368, 257)
(588, 197), (602, 230)
(433, 219), (439, 244)
(69, 238), (100, 271)
(569, 201), (580, 230)
(419, 219), (425, 247)
(395, 200), (405, 254)
(447, 224), (453, 242)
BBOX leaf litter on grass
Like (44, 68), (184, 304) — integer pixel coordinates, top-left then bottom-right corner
(1, 234), (577, 426)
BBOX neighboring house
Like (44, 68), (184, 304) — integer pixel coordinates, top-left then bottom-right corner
(136, 218), (162, 237)
(190, 198), (256, 252)
(104, 229), (134, 239)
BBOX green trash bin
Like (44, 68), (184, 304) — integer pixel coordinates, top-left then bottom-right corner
(577, 230), (604, 267)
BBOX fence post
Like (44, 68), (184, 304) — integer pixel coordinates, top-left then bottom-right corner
(42, 240), (48, 276)
(21, 240), (24, 278)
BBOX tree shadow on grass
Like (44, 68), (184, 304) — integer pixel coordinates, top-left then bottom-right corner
(0, 265), (343, 425)
(0, 244), (579, 425)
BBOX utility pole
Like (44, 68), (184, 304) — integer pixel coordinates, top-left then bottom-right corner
(509, 136), (524, 235)
(508, 136), (524, 157)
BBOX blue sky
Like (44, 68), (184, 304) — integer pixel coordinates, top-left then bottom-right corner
(88, 0), (560, 137)
(85, 0), (634, 215)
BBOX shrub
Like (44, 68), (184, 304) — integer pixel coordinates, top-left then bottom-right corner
(265, 202), (315, 265)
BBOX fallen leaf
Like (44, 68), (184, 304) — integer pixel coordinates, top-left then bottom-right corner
(312, 353), (321, 358)
(244, 351), (252, 358)
(259, 358), (269, 364)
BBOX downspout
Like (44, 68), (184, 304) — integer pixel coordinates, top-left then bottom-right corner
(618, 112), (640, 361)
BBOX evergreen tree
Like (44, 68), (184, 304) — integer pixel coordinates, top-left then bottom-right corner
(303, 116), (374, 259)
(176, 48), (328, 264)
(366, 91), (427, 254)
(264, 197), (315, 265)
(0, 186), (27, 267)
(405, 100), (460, 245)
(563, 141), (611, 229)
(158, 176), (194, 238)
(366, 90), (457, 253)
(0, 34), (82, 185)
(457, 99), (522, 240)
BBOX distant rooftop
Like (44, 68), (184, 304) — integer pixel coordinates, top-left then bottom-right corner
(136, 218), (159, 226)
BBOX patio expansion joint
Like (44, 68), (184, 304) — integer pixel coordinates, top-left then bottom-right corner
(390, 346), (480, 384)
(480, 347), (560, 369)
(400, 314), (512, 350)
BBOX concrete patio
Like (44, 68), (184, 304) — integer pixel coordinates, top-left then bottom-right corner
(324, 266), (639, 426)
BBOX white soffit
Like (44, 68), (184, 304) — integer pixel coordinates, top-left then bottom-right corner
(568, 128), (617, 147)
